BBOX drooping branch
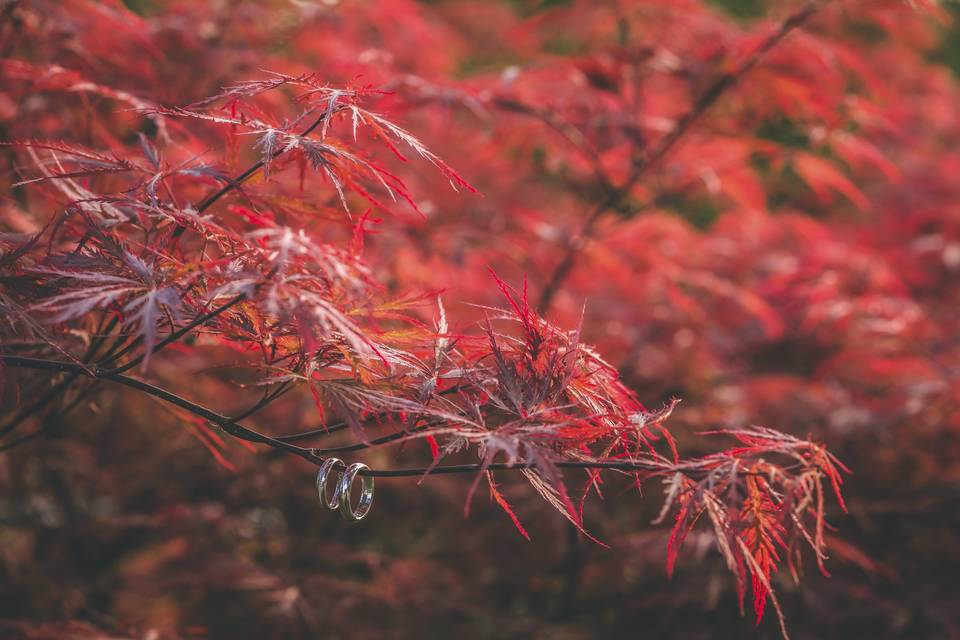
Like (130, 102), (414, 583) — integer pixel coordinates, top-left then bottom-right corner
(0, 354), (711, 479)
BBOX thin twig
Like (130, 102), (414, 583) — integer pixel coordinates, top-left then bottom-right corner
(170, 113), (327, 239)
(0, 313), (122, 437)
(536, 2), (817, 314)
(101, 294), (245, 373)
(5, 113), (326, 430)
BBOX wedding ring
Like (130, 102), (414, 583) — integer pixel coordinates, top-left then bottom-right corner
(316, 457), (342, 510)
(337, 462), (374, 521)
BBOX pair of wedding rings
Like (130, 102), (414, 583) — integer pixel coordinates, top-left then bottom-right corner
(316, 458), (374, 521)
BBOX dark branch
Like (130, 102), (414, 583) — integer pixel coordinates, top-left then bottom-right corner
(170, 112), (327, 239)
(100, 293), (246, 373)
(1, 354), (686, 479)
(536, 2), (817, 314)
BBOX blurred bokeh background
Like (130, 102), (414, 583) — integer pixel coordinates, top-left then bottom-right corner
(2, 0), (960, 638)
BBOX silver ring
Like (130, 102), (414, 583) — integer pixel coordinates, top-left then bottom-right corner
(337, 462), (374, 521)
(316, 457), (342, 510)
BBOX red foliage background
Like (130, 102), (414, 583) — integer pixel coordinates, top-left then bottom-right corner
(1, 0), (959, 638)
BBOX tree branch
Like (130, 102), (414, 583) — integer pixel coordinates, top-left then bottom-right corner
(170, 112), (328, 239)
(536, 2), (817, 314)
(0, 354), (690, 479)
(100, 293), (246, 373)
